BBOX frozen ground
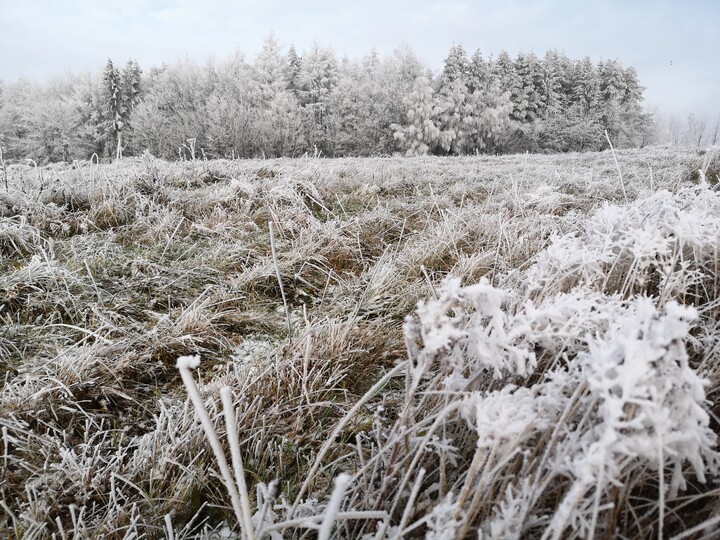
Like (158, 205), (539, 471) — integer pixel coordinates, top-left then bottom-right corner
(1, 147), (719, 538)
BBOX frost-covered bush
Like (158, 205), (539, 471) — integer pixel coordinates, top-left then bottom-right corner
(385, 184), (720, 538)
(402, 277), (719, 538)
(523, 184), (720, 306)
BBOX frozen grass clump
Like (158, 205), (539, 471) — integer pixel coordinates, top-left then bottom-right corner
(0, 216), (50, 259)
(522, 183), (720, 309)
(391, 275), (719, 538)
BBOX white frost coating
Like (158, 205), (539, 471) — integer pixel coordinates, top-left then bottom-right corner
(176, 355), (249, 536)
(176, 354), (200, 369)
(220, 386), (255, 540)
(318, 473), (351, 540)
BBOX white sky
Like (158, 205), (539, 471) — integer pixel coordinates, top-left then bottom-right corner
(1, 0), (718, 117)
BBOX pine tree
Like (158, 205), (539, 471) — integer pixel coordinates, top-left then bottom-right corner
(541, 50), (564, 118)
(598, 59), (626, 142)
(491, 51), (523, 121)
(284, 45), (302, 97)
(296, 44), (338, 106)
(392, 76), (444, 156)
(295, 44), (339, 154)
(255, 34), (285, 101)
(101, 59), (124, 156)
(436, 44), (473, 153)
(467, 86), (513, 153)
(440, 44), (470, 86)
(252, 35), (299, 156)
(516, 52), (547, 122)
(597, 61), (650, 146)
(117, 60), (142, 154)
(121, 60), (142, 113)
(468, 49), (490, 95)
(572, 56), (600, 115)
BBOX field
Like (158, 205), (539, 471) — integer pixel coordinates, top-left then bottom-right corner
(1, 147), (719, 538)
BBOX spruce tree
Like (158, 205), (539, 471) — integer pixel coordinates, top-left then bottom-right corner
(392, 76), (444, 156)
(541, 50), (564, 118)
(492, 50), (523, 121)
(440, 44), (470, 86)
(295, 44), (339, 154)
(572, 57), (600, 115)
(468, 49), (490, 95)
(284, 45), (302, 97)
(515, 52), (546, 122)
(436, 44), (473, 153)
(121, 60), (142, 113)
(101, 59), (124, 156)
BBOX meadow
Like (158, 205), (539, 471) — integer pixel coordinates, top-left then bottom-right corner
(1, 146), (719, 538)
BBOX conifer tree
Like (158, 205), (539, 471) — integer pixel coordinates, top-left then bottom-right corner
(436, 44), (473, 153)
(572, 57), (600, 115)
(294, 44), (339, 154)
(118, 60), (142, 154)
(492, 50), (523, 121)
(101, 59), (124, 156)
(121, 60), (142, 113)
(255, 34), (285, 101)
(541, 50), (564, 118)
(598, 60), (650, 146)
(515, 52), (546, 122)
(468, 49), (490, 95)
(440, 44), (471, 85)
(284, 45), (302, 97)
(392, 76), (444, 156)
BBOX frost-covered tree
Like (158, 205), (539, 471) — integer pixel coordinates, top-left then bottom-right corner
(132, 58), (213, 158)
(467, 87), (514, 153)
(0, 78), (35, 158)
(619, 66), (651, 146)
(255, 34), (285, 100)
(541, 50), (565, 117)
(100, 59), (124, 156)
(571, 57), (601, 115)
(598, 59), (627, 142)
(284, 44), (302, 97)
(468, 49), (490, 95)
(392, 76), (446, 156)
(538, 56), (604, 152)
(121, 60), (143, 113)
(253, 35), (299, 156)
(0, 79), (5, 119)
(330, 51), (398, 155)
(329, 59), (364, 155)
(440, 44), (471, 86)
(295, 44), (339, 154)
(295, 44), (338, 107)
(118, 59), (143, 154)
(491, 50), (523, 121)
(515, 52), (546, 123)
(436, 44), (474, 153)
(0, 74), (98, 162)
(203, 52), (260, 157)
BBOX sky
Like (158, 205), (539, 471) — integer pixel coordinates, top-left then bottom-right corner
(0, 0), (718, 117)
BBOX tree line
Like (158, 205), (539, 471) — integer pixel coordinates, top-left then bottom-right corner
(0, 38), (654, 162)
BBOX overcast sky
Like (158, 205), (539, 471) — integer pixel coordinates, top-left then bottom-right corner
(1, 0), (717, 117)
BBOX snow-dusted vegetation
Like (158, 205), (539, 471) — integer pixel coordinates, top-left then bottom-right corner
(1, 147), (719, 538)
(0, 40), (653, 165)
